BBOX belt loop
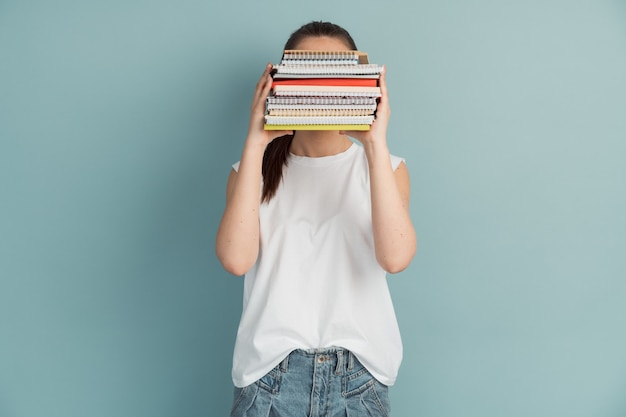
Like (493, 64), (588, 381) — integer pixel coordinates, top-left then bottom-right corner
(280, 352), (290, 372)
(348, 351), (354, 371)
(335, 350), (344, 375)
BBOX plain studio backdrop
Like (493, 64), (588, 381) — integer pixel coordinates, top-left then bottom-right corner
(1, 1), (625, 416)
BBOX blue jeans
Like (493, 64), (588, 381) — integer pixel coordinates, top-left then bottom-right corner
(230, 347), (391, 417)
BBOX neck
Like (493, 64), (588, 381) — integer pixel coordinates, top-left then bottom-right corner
(289, 131), (353, 157)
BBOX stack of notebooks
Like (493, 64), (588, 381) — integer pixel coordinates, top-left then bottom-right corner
(264, 50), (383, 131)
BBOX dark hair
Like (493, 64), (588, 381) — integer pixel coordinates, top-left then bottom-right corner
(261, 21), (358, 203)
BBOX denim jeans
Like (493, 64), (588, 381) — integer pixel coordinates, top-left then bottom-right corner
(230, 347), (391, 417)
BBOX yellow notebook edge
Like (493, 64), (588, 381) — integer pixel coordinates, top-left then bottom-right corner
(264, 124), (371, 131)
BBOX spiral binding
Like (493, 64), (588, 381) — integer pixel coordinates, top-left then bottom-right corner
(266, 96), (378, 106)
(268, 109), (374, 117)
(274, 64), (383, 75)
(267, 104), (378, 111)
(282, 51), (360, 61)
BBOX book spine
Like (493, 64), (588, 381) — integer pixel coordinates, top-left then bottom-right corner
(264, 115), (375, 125)
(273, 85), (380, 93)
(264, 124), (371, 131)
(271, 78), (378, 87)
(272, 90), (381, 97)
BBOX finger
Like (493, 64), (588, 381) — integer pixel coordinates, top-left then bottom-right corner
(256, 63), (272, 88)
(253, 64), (273, 100)
(378, 65), (389, 105)
(376, 65), (391, 119)
(255, 74), (272, 100)
(253, 74), (274, 112)
(379, 65), (387, 88)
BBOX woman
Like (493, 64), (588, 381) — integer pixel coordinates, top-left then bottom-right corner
(216, 21), (417, 417)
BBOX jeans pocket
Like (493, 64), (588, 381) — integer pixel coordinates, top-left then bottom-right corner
(256, 364), (283, 394)
(343, 363), (391, 417)
(230, 385), (254, 417)
(343, 362), (375, 396)
(230, 366), (283, 417)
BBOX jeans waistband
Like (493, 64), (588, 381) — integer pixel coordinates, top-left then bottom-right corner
(280, 347), (356, 375)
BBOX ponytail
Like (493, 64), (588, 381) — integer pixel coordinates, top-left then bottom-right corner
(261, 134), (294, 203)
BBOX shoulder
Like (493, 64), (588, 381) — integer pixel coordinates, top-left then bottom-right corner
(390, 154), (406, 171)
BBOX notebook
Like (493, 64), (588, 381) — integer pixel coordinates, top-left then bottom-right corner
(264, 50), (382, 131)
(271, 78), (378, 87)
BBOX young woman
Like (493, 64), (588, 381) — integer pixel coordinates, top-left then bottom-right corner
(216, 21), (417, 417)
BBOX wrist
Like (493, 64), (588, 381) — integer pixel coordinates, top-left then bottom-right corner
(244, 130), (270, 148)
(242, 136), (268, 161)
(362, 139), (392, 169)
(362, 137), (389, 154)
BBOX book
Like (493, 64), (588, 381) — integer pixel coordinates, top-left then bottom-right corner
(281, 50), (369, 64)
(272, 85), (381, 94)
(267, 109), (374, 117)
(272, 64), (382, 76)
(271, 78), (378, 87)
(267, 104), (377, 112)
(266, 96), (378, 106)
(272, 90), (381, 97)
(264, 50), (383, 131)
(265, 115), (375, 126)
(264, 124), (371, 131)
(272, 73), (379, 79)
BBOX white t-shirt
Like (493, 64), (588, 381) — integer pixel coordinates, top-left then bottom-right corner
(231, 143), (404, 388)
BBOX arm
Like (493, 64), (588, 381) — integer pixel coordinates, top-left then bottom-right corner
(215, 64), (292, 276)
(342, 66), (417, 273)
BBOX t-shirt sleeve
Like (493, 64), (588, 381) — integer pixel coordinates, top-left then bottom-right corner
(232, 161), (241, 172)
(390, 154), (406, 171)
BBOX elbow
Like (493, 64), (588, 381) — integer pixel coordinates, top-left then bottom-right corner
(215, 234), (258, 276)
(377, 241), (417, 274)
(386, 264), (408, 275)
(216, 248), (257, 277)
(379, 258), (411, 274)
(376, 252), (413, 273)
(220, 260), (249, 276)
(218, 256), (254, 276)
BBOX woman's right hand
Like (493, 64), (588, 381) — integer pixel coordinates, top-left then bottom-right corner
(247, 63), (293, 146)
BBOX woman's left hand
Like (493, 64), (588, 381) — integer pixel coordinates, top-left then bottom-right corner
(340, 65), (390, 145)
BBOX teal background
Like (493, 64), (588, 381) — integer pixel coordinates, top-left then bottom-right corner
(1, 0), (625, 416)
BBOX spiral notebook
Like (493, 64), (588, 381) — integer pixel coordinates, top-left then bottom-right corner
(264, 50), (382, 131)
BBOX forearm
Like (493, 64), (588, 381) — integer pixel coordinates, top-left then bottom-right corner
(363, 140), (417, 273)
(215, 140), (266, 275)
